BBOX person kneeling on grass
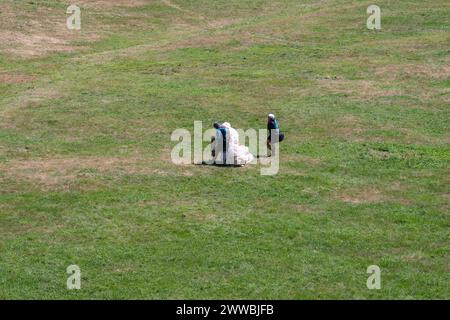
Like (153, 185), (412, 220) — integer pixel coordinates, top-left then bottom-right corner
(211, 122), (229, 165)
(267, 113), (284, 156)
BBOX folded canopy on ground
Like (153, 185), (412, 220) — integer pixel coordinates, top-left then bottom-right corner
(212, 122), (254, 166)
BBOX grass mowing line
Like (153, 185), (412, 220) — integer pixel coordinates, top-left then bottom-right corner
(161, 0), (202, 17)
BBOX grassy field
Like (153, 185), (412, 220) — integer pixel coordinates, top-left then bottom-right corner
(0, 0), (449, 299)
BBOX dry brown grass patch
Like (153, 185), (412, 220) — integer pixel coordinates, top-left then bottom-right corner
(0, 85), (65, 129)
(0, 156), (171, 190)
(318, 77), (402, 100)
(284, 153), (321, 166)
(0, 2), (100, 58)
(0, 154), (210, 191)
(0, 73), (35, 84)
(335, 187), (387, 204)
(334, 115), (366, 137)
(0, 31), (75, 58)
(77, 0), (154, 8)
(287, 203), (315, 214)
(162, 33), (236, 50)
(374, 64), (450, 81)
(334, 183), (413, 205)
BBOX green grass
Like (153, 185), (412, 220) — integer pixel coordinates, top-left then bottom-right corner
(0, 0), (449, 299)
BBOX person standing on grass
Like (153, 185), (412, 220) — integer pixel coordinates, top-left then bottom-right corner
(267, 113), (284, 156)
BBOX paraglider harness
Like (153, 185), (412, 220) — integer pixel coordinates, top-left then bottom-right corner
(267, 118), (285, 143)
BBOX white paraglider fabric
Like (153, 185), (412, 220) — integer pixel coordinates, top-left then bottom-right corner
(221, 122), (254, 165)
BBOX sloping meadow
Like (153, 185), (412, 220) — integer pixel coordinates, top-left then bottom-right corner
(0, 0), (449, 299)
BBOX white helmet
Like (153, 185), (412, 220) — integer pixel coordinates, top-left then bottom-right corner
(268, 113), (275, 119)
